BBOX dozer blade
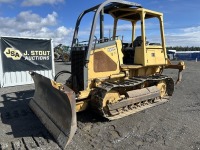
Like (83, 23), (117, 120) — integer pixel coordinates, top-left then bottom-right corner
(29, 72), (77, 149)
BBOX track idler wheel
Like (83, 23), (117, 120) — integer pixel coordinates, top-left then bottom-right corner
(157, 80), (167, 98)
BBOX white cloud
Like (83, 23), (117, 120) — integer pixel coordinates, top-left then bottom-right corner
(103, 23), (200, 47)
(21, 0), (64, 6)
(0, 11), (73, 46)
(41, 12), (58, 26)
(1, 10), (199, 47)
(182, 26), (200, 33)
(165, 26), (200, 46)
(71, 25), (200, 47)
(0, 11), (58, 31)
(56, 26), (71, 36)
(0, 0), (14, 3)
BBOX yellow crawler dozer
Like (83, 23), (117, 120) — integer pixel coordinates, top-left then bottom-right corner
(29, 0), (185, 149)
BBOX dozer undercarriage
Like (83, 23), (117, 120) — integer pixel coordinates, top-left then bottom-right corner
(91, 75), (174, 120)
(29, 0), (185, 149)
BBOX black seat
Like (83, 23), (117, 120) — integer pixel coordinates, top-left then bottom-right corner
(123, 36), (143, 64)
(123, 47), (135, 64)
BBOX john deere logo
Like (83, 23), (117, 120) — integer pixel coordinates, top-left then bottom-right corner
(4, 48), (22, 60)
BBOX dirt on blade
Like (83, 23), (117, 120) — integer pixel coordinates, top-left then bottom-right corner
(1, 61), (200, 150)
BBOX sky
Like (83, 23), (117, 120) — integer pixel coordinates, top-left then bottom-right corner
(0, 0), (200, 47)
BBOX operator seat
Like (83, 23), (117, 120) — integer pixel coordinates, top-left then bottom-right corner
(123, 36), (143, 64)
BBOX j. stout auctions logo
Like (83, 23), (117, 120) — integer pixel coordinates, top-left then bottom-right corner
(4, 48), (22, 60)
(4, 48), (50, 61)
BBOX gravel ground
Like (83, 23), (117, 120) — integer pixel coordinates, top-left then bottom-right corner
(0, 61), (200, 150)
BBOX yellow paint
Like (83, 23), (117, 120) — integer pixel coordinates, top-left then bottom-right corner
(76, 101), (89, 112)
(88, 40), (122, 80)
(51, 80), (63, 90)
(74, 6), (185, 112)
(78, 90), (91, 100)
(4, 48), (22, 60)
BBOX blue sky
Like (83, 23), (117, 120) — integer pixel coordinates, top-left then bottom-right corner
(0, 0), (200, 47)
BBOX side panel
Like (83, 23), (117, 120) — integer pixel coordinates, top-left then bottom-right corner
(134, 46), (166, 66)
(88, 40), (122, 80)
(146, 46), (166, 65)
(134, 47), (144, 65)
(71, 50), (86, 91)
(94, 51), (117, 72)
